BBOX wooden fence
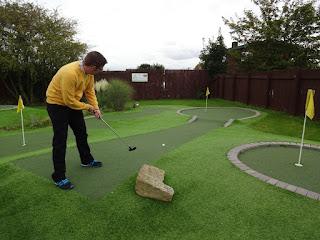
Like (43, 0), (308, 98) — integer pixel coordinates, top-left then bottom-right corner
(211, 68), (320, 120)
(1, 67), (319, 120)
(95, 69), (210, 100)
(165, 70), (209, 98)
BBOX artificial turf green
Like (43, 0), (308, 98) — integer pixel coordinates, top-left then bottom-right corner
(12, 107), (254, 200)
(1, 99), (320, 239)
(239, 145), (320, 193)
(0, 107), (190, 162)
(13, 110), (228, 200)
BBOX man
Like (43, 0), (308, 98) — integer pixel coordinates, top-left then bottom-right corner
(46, 51), (107, 190)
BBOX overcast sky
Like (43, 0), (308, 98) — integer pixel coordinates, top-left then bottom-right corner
(29, 0), (259, 70)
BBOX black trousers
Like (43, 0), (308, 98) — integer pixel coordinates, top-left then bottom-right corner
(47, 103), (94, 182)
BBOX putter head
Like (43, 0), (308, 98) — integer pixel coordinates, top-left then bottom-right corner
(129, 147), (136, 151)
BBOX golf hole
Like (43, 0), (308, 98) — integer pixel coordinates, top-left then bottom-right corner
(228, 142), (320, 199)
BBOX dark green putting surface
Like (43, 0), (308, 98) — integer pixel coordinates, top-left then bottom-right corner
(0, 108), (167, 159)
(14, 118), (223, 200)
(239, 146), (320, 193)
(13, 107), (257, 201)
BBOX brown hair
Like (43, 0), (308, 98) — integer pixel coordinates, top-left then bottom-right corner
(83, 51), (107, 67)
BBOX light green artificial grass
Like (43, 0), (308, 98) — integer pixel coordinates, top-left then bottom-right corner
(1, 99), (320, 239)
(251, 110), (320, 142)
(0, 106), (51, 131)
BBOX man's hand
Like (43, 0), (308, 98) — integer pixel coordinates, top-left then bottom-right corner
(88, 105), (95, 113)
(88, 105), (101, 119)
(93, 109), (102, 120)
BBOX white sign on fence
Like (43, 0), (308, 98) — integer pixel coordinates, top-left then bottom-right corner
(132, 73), (148, 82)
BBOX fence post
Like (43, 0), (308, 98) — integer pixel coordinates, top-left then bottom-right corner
(293, 68), (301, 116)
(216, 76), (220, 98)
(222, 75), (225, 99)
(233, 74), (237, 101)
(246, 73), (251, 105)
(265, 72), (271, 109)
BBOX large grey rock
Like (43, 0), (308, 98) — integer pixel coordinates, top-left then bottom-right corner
(135, 164), (174, 202)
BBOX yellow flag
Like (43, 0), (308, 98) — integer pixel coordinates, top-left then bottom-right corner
(17, 95), (24, 113)
(206, 87), (210, 96)
(305, 89), (314, 120)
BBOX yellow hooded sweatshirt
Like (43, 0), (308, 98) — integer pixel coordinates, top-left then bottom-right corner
(46, 61), (99, 110)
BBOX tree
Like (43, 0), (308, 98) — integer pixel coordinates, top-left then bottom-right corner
(137, 63), (151, 69)
(199, 30), (228, 78)
(194, 63), (202, 70)
(151, 63), (165, 70)
(137, 63), (165, 69)
(0, 0), (88, 104)
(223, 0), (320, 71)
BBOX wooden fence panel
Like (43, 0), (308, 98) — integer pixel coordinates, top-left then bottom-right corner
(213, 76), (221, 98)
(249, 73), (268, 107)
(165, 70), (209, 99)
(211, 75), (225, 99)
(224, 75), (234, 101)
(214, 68), (320, 120)
(165, 70), (184, 98)
(235, 74), (249, 104)
(268, 70), (296, 114)
(299, 69), (320, 118)
(96, 69), (164, 100)
(128, 69), (164, 100)
(269, 79), (296, 113)
(96, 71), (129, 81)
(96, 69), (210, 100)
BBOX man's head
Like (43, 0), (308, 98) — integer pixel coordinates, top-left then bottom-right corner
(83, 51), (107, 75)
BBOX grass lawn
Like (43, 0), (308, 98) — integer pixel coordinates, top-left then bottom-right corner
(1, 98), (320, 239)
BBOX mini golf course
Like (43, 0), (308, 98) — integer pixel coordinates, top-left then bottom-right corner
(8, 106), (257, 201)
(2, 103), (320, 239)
(237, 143), (320, 195)
(2, 105), (319, 201)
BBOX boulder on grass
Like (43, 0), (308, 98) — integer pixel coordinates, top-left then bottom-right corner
(135, 164), (174, 202)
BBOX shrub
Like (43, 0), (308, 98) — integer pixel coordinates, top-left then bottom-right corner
(105, 79), (134, 111)
(29, 115), (51, 128)
(94, 79), (109, 109)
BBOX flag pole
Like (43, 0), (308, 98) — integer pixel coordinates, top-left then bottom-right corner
(295, 110), (307, 167)
(21, 109), (26, 146)
(205, 87), (210, 112)
(205, 95), (208, 112)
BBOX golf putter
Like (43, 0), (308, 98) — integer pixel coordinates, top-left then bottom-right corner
(100, 117), (136, 151)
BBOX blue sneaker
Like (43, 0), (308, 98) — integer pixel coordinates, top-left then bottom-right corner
(81, 160), (102, 167)
(54, 179), (74, 190)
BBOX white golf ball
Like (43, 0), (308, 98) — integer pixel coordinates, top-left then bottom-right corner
(162, 144), (165, 147)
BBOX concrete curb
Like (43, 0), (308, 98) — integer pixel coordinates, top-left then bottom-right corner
(0, 105), (17, 111)
(227, 142), (320, 201)
(177, 107), (260, 126)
